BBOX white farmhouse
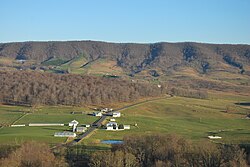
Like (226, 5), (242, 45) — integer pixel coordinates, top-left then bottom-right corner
(106, 122), (118, 130)
(106, 122), (118, 127)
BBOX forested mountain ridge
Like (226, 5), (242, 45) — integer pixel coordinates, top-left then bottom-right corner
(0, 71), (165, 106)
(0, 40), (250, 76)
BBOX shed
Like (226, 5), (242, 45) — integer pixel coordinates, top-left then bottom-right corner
(124, 125), (130, 129)
(93, 112), (102, 117)
(112, 112), (121, 117)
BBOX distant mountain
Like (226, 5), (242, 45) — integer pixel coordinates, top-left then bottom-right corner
(0, 40), (249, 76)
(0, 40), (250, 95)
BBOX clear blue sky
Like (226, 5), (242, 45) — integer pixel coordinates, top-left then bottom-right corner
(1, 0), (250, 44)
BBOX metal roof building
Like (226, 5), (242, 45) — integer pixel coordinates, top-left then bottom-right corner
(54, 132), (76, 137)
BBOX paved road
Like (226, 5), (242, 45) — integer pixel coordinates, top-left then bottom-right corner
(67, 95), (172, 145)
(67, 127), (96, 146)
(11, 112), (29, 125)
(67, 114), (110, 145)
(115, 96), (172, 112)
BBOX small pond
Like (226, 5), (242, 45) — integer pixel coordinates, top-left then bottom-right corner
(101, 140), (123, 144)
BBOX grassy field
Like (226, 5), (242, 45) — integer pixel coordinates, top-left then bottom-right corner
(0, 92), (250, 147)
(0, 105), (97, 144)
(83, 94), (250, 146)
(83, 58), (124, 76)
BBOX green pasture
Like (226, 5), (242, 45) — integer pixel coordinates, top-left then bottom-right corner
(55, 54), (88, 74)
(85, 95), (250, 145)
(0, 93), (250, 146)
(0, 105), (96, 145)
(0, 126), (67, 144)
(41, 58), (68, 66)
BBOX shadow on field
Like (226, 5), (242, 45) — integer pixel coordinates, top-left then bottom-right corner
(235, 102), (250, 106)
(43, 127), (69, 131)
(5, 109), (25, 113)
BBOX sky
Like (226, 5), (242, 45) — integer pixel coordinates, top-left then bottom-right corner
(1, 0), (250, 44)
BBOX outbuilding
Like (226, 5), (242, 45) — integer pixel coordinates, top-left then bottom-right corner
(124, 125), (130, 129)
(112, 112), (121, 117)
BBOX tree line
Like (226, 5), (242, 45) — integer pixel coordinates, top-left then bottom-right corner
(90, 134), (248, 167)
(0, 134), (248, 167)
(0, 71), (165, 106)
(0, 141), (67, 167)
(170, 87), (208, 99)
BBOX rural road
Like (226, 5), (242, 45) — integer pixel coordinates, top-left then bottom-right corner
(68, 95), (172, 145)
(67, 115), (108, 145)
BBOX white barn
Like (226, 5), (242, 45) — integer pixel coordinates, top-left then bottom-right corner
(69, 120), (79, 127)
